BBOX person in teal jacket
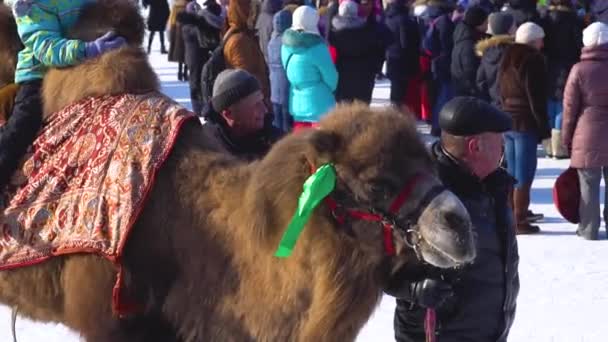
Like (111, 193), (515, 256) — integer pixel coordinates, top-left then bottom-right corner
(0, 0), (126, 190)
(282, 5), (338, 128)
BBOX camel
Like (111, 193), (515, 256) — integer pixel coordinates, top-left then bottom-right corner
(0, 1), (476, 341)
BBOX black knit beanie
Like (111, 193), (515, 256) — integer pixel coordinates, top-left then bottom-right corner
(463, 5), (488, 27)
(211, 69), (261, 112)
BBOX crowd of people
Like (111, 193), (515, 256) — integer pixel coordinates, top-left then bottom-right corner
(158, 0), (606, 238)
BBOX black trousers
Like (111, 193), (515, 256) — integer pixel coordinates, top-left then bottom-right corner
(187, 48), (211, 116)
(0, 80), (42, 190)
(390, 77), (409, 107)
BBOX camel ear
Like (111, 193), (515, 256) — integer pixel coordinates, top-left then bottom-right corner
(312, 129), (341, 155)
(304, 130), (342, 167)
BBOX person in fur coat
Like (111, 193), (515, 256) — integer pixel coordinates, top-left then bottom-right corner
(499, 22), (550, 234)
(476, 12), (515, 106)
(178, 0), (224, 114)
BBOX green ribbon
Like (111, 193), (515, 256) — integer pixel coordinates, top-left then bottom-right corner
(274, 164), (337, 258)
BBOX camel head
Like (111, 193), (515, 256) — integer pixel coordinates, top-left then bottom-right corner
(261, 103), (476, 271)
(0, 3), (22, 88)
(42, 0), (159, 117)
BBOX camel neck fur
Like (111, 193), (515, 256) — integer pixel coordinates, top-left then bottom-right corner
(41, 47), (159, 118)
(167, 130), (386, 340)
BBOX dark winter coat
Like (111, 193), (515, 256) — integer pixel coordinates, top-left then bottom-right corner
(224, 0), (271, 102)
(255, 0), (282, 62)
(451, 21), (486, 97)
(469, 0), (499, 12)
(562, 44), (608, 169)
(424, 13), (456, 82)
(392, 142), (519, 342)
(592, 0), (608, 24)
(384, 2), (421, 81)
(329, 16), (384, 103)
(268, 11), (291, 106)
(504, 0), (541, 26)
(201, 112), (283, 161)
(476, 35), (514, 106)
(499, 43), (550, 139)
(268, 33), (288, 106)
(541, 5), (583, 101)
(178, 4), (223, 68)
(143, 0), (170, 31)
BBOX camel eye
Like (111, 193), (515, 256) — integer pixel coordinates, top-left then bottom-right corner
(369, 180), (391, 198)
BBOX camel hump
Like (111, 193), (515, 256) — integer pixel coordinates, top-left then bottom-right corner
(42, 0), (159, 116)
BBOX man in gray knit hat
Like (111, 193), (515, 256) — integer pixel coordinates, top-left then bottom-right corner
(202, 68), (282, 160)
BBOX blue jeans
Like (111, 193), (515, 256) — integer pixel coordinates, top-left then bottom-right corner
(547, 100), (563, 130)
(504, 131), (538, 188)
(431, 80), (453, 134)
(272, 103), (291, 133)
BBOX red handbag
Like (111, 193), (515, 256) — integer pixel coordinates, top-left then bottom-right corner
(553, 167), (580, 224)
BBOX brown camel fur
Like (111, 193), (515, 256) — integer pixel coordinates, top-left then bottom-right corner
(0, 1), (476, 341)
(0, 4), (22, 124)
(0, 3), (21, 89)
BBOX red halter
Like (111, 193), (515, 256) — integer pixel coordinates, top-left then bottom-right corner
(324, 174), (424, 256)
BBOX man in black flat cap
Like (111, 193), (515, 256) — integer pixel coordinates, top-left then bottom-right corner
(388, 96), (520, 342)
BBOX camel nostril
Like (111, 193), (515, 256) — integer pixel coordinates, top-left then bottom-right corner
(444, 211), (469, 233)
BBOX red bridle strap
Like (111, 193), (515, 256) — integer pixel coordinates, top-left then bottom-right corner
(324, 174), (422, 256)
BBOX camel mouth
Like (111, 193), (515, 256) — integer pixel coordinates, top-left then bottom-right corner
(416, 190), (476, 268)
(418, 233), (471, 268)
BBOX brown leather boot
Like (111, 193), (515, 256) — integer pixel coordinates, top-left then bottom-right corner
(514, 185), (540, 234)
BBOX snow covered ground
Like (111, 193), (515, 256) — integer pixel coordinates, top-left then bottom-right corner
(1, 43), (607, 342)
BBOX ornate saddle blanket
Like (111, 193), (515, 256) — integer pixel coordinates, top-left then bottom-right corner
(0, 92), (194, 314)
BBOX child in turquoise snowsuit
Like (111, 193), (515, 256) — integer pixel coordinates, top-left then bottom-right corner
(0, 0), (126, 190)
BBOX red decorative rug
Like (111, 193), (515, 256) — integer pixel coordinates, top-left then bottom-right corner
(0, 92), (195, 315)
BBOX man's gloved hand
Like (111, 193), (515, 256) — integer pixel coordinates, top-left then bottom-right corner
(84, 32), (127, 59)
(409, 278), (454, 309)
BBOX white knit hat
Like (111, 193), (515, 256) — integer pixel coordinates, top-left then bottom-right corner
(339, 0), (358, 17)
(583, 22), (608, 47)
(291, 5), (320, 36)
(515, 22), (545, 44)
